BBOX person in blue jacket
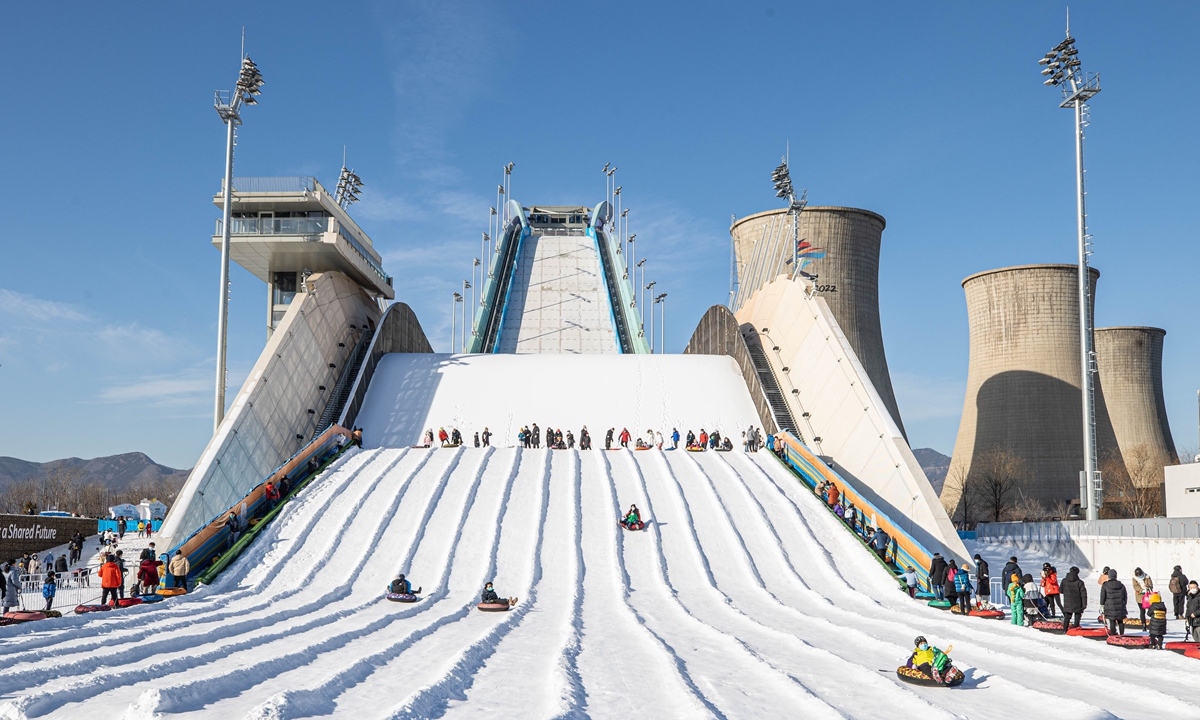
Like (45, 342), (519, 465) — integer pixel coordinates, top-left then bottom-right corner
(42, 572), (56, 613)
(954, 563), (975, 611)
(671, 429), (680, 450)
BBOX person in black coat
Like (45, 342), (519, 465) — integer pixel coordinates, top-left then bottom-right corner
(1169, 565), (1189, 620)
(942, 559), (959, 606)
(1059, 566), (1088, 630)
(973, 554), (990, 601)
(1100, 568), (1129, 635)
(1147, 593), (1168, 649)
(1002, 557), (1022, 590)
(927, 553), (947, 600)
(1186, 581), (1200, 642)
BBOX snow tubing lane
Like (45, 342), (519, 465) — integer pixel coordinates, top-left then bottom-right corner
(3, 612), (45, 623)
(1032, 620), (1067, 633)
(74, 605), (112, 614)
(927, 600), (953, 609)
(895, 666), (964, 687)
(1164, 641), (1200, 654)
(117, 598), (143, 608)
(1066, 627), (1108, 639)
(386, 593), (419, 603)
(477, 603), (512, 612)
(1107, 635), (1152, 648)
(157, 587), (187, 596)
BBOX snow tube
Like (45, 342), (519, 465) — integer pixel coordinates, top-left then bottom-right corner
(74, 604), (113, 614)
(895, 666), (964, 687)
(927, 600), (953, 609)
(44, 610), (62, 619)
(969, 609), (1005, 619)
(386, 593), (419, 603)
(1106, 634), (1151, 648)
(477, 602), (512, 612)
(0, 618), (16, 627)
(620, 520), (645, 531)
(140, 594), (164, 604)
(914, 592), (937, 600)
(1164, 641), (1200, 654)
(635, 446), (653, 451)
(1066, 627), (1108, 639)
(1032, 620), (1067, 633)
(1097, 615), (1144, 628)
(3, 612), (45, 623)
(157, 587), (187, 597)
(1185, 647), (1200, 660)
(117, 598), (143, 608)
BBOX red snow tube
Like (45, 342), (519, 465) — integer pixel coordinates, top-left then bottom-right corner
(117, 598), (143, 608)
(387, 593), (419, 603)
(477, 602), (512, 612)
(1106, 634), (1151, 648)
(969, 609), (1005, 619)
(620, 520), (645, 531)
(894, 666), (964, 687)
(3, 611), (45, 623)
(75, 604), (113, 614)
(1066, 627), (1108, 639)
(1164, 641), (1200, 654)
(1032, 620), (1067, 633)
(1185, 647), (1200, 660)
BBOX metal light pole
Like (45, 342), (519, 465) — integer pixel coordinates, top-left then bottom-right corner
(645, 280), (656, 347)
(1040, 15), (1102, 520)
(451, 292), (461, 353)
(462, 280), (471, 352)
(212, 53), (263, 433)
(628, 233), (637, 280)
(771, 155), (807, 278)
(655, 293), (667, 354)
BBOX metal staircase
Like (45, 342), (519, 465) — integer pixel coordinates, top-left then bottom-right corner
(743, 333), (800, 437)
(312, 327), (374, 439)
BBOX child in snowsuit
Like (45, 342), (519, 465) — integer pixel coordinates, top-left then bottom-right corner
(1008, 574), (1025, 626)
(1022, 573), (1044, 623)
(903, 567), (919, 599)
(907, 636), (954, 684)
(1147, 592), (1168, 648)
(42, 573), (56, 613)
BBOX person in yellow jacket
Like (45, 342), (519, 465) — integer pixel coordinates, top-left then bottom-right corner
(907, 635), (953, 684)
(167, 551), (190, 591)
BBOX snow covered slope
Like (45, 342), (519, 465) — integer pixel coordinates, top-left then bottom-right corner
(3, 446), (1200, 719)
(356, 353), (762, 449)
(497, 233), (619, 353)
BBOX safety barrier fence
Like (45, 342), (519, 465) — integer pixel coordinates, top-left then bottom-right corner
(772, 432), (936, 592)
(11, 572), (102, 612)
(167, 425), (354, 586)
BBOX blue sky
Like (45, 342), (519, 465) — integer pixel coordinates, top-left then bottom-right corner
(1, 1), (1197, 469)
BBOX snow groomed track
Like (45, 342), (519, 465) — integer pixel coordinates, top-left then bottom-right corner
(4, 446), (1200, 718)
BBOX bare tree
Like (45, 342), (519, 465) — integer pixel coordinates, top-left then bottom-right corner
(1101, 444), (1165, 519)
(1008, 493), (1048, 522)
(942, 465), (982, 529)
(972, 446), (1029, 523)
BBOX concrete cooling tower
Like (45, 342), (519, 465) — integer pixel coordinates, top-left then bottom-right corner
(943, 264), (1120, 515)
(729, 206), (905, 438)
(1094, 327), (1178, 477)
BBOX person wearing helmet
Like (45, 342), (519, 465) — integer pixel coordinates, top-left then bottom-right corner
(907, 636), (953, 684)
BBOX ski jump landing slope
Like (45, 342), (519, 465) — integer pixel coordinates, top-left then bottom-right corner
(3, 447), (1199, 719)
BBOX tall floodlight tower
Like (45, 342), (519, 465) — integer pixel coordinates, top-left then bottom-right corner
(212, 54), (264, 433)
(770, 155), (808, 274)
(1039, 15), (1103, 519)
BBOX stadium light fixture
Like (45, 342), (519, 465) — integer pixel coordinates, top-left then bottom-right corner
(1038, 10), (1102, 520)
(212, 50), (264, 433)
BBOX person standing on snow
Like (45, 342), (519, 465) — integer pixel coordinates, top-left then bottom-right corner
(531, 424), (541, 448)
(902, 567), (919, 598)
(655, 431), (664, 450)
(1186, 581), (1200, 642)
(973, 554), (990, 605)
(481, 427), (491, 447)
(1058, 566), (1087, 631)
(927, 553), (947, 600)
(1147, 592), (1168, 649)
(99, 555), (122, 606)
(605, 428), (614, 450)
(954, 563), (974, 613)
(1100, 568), (1129, 635)
(168, 550), (190, 590)
(1041, 564), (1061, 618)
(1169, 565), (1189, 619)
(580, 427), (591, 450)
(1132, 567), (1153, 627)
(671, 429), (680, 450)
(619, 428), (631, 448)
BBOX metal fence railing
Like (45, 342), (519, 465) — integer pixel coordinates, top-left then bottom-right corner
(14, 572), (103, 613)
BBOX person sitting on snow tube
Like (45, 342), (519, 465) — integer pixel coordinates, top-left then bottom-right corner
(621, 505), (643, 529)
(481, 582), (516, 607)
(390, 574), (421, 595)
(907, 636), (953, 684)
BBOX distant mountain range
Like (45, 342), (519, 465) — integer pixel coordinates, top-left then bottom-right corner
(912, 448), (951, 493)
(0, 452), (191, 492)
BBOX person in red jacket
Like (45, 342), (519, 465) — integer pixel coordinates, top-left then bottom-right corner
(137, 559), (160, 595)
(265, 481), (281, 510)
(99, 555), (122, 606)
(619, 428), (631, 448)
(1041, 564), (1062, 618)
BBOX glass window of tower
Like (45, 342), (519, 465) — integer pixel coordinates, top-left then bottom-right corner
(274, 272), (297, 305)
